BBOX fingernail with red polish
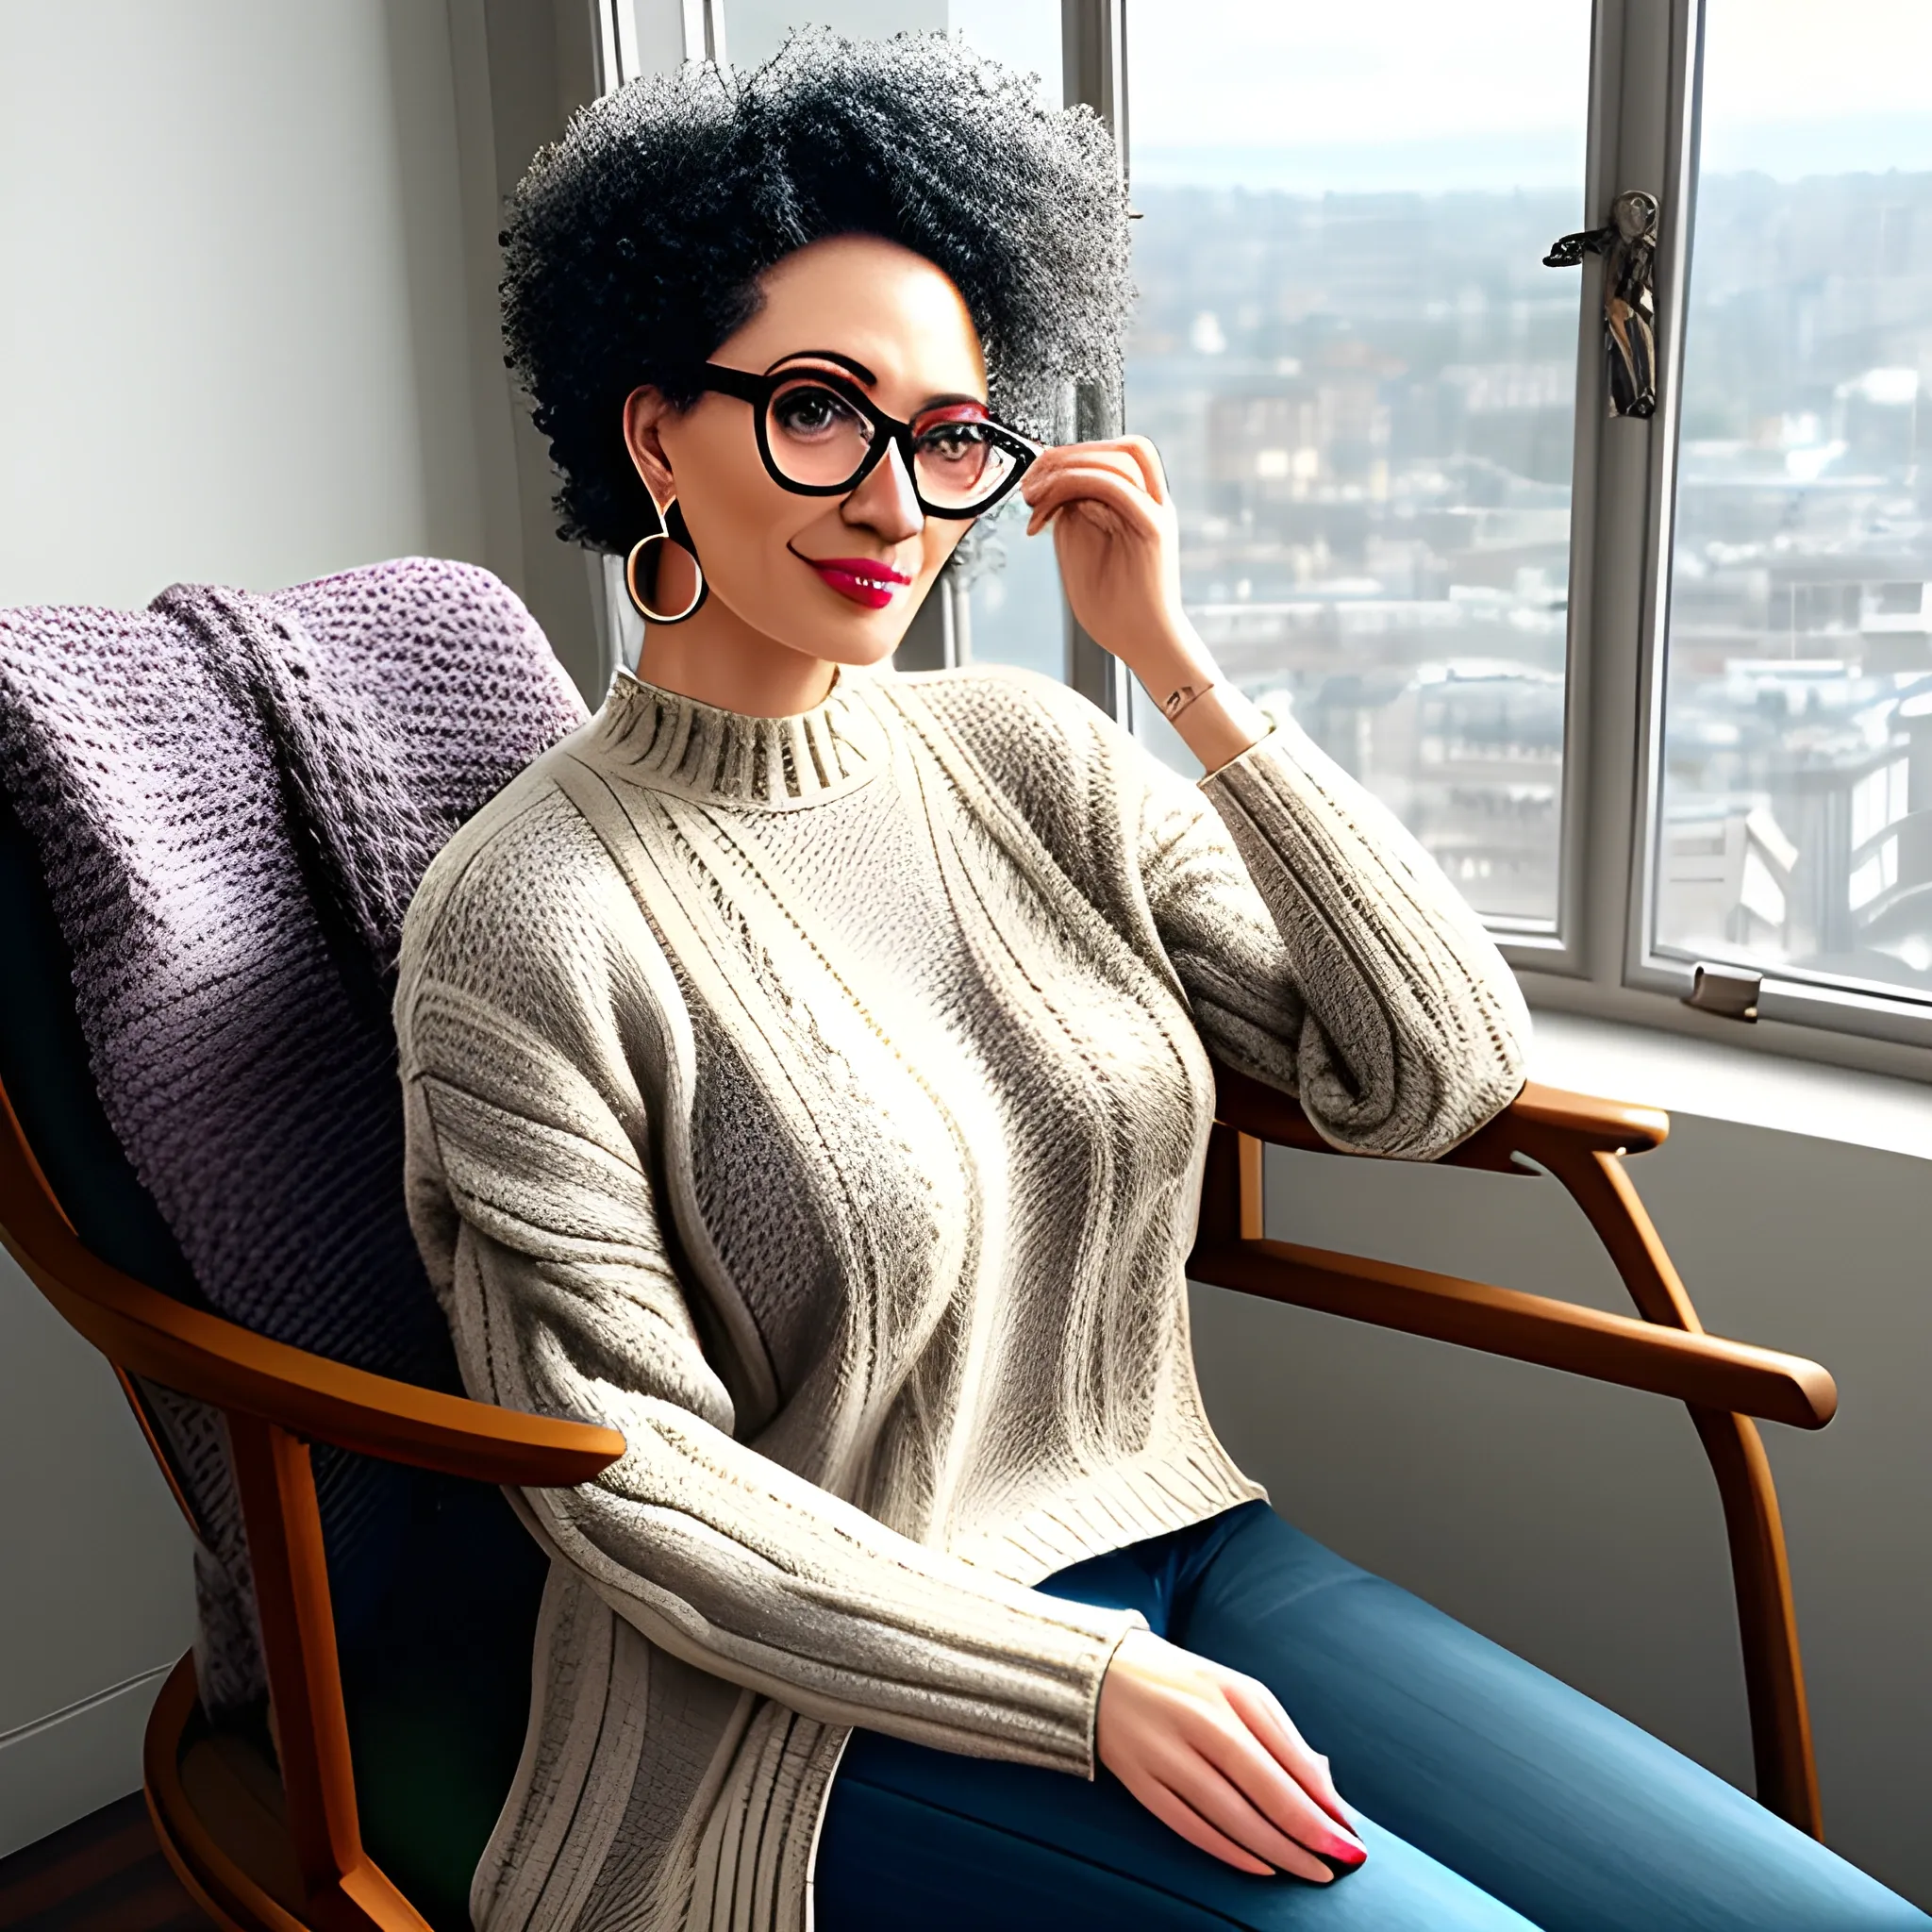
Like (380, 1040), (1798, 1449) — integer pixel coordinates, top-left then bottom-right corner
(1329, 1839), (1367, 1870)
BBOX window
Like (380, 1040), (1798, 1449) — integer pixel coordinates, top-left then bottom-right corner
(1109, 0), (1932, 1065)
(1652, 0), (1932, 1006)
(621, 0), (1932, 1068)
(1122, 1), (1590, 939)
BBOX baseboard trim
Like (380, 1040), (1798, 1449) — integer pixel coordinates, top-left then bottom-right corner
(0, 1661), (173, 1860)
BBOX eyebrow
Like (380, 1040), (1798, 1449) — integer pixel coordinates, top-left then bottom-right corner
(762, 351), (989, 416)
(764, 348), (879, 384)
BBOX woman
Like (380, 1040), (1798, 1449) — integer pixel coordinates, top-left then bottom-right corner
(394, 33), (1924, 1932)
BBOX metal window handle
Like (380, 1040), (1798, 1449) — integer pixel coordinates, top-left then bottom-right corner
(1545, 189), (1660, 420)
(1684, 960), (1763, 1022)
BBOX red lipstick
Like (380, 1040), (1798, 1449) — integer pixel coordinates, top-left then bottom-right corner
(802, 555), (912, 609)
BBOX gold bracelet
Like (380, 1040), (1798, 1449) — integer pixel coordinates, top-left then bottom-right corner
(1161, 680), (1221, 724)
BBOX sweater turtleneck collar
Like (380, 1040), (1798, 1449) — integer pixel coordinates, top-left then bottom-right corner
(588, 664), (888, 809)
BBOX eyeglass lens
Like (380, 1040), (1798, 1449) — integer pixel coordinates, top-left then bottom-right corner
(765, 377), (1020, 511)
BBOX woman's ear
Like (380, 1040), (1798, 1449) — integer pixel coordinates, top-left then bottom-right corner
(623, 386), (677, 507)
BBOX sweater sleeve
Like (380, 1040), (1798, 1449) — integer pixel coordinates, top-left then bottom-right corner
(394, 785), (1141, 1778)
(1135, 707), (1531, 1158)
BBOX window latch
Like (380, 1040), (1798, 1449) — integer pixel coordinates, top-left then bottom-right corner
(1544, 189), (1660, 420)
(1684, 961), (1762, 1023)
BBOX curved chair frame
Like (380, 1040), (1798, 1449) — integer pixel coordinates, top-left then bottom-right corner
(0, 1064), (1831, 1931)
(0, 1075), (624, 1932)
(1194, 1064), (1832, 1835)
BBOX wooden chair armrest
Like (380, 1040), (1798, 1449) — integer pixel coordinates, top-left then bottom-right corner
(1193, 1071), (1832, 1835)
(1188, 1235), (1838, 1429)
(2, 1076), (618, 1931)
(1212, 1061), (1669, 1171)
(0, 1090), (622, 1490)
(1209, 1062), (1698, 1331)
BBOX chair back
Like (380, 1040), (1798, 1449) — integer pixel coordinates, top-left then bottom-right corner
(0, 786), (196, 1296)
(0, 558), (586, 1719)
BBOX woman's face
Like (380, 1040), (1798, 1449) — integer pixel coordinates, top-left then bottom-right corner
(624, 234), (988, 669)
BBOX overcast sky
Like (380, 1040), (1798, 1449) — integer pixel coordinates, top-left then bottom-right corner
(753, 1), (1932, 190)
(949, 0), (1932, 192)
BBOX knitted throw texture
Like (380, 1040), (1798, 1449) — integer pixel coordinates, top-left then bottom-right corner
(0, 558), (587, 1709)
(393, 661), (1531, 1932)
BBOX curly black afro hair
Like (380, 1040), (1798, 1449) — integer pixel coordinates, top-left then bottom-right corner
(499, 29), (1132, 554)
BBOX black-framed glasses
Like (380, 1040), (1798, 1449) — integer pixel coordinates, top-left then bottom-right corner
(696, 362), (1039, 519)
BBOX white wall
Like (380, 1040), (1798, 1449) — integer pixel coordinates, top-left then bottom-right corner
(1191, 1078), (1932, 1908)
(0, 0), (517, 1856)
(0, 2), (492, 611)
(0, 1257), (192, 1858)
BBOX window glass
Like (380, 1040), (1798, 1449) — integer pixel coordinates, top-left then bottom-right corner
(725, 0), (944, 69)
(1124, 1), (1590, 929)
(1654, 0), (1932, 994)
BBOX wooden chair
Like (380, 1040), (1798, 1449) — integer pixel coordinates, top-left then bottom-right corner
(1195, 1064), (1834, 1838)
(0, 1024), (1837, 1930)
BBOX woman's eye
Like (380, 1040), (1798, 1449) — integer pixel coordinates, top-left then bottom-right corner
(773, 385), (864, 441)
(917, 422), (991, 464)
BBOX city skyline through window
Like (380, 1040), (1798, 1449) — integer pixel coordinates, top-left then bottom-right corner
(1123, 0), (1590, 928)
(1120, 0), (1932, 977)
(1654, 0), (1932, 998)
(749, 0), (1932, 1041)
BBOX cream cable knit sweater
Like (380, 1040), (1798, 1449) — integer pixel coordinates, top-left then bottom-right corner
(393, 661), (1529, 1932)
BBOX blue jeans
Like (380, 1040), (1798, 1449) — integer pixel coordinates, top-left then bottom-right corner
(815, 1503), (1925, 1930)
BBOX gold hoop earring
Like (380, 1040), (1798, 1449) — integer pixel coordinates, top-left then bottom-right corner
(625, 497), (705, 625)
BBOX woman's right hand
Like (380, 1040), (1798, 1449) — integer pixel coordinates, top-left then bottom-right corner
(1096, 1629), (1368, 1882)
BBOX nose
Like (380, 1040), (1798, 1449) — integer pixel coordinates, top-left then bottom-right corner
(841, 440), (924, 545)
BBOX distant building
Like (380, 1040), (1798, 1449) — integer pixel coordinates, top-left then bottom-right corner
(1125, 167), (1932, 977)
(1658, 804), (1798, 956)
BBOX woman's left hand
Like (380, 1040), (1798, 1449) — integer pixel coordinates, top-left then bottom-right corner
(1022, 436), (1206, 692)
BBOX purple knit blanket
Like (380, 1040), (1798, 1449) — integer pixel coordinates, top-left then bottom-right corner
(0, 558), (587, 1707)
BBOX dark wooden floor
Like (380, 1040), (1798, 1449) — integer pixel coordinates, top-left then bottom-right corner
(0, 1793), (207, 1931)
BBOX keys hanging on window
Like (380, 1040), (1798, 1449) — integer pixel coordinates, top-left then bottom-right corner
(1545, 190), (1660, 420)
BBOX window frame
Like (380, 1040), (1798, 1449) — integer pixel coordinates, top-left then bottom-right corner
(1554, 0), (1932, 1073)
(1607, 1), (1932, 1066)
(1524, 0), (1703, 991)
